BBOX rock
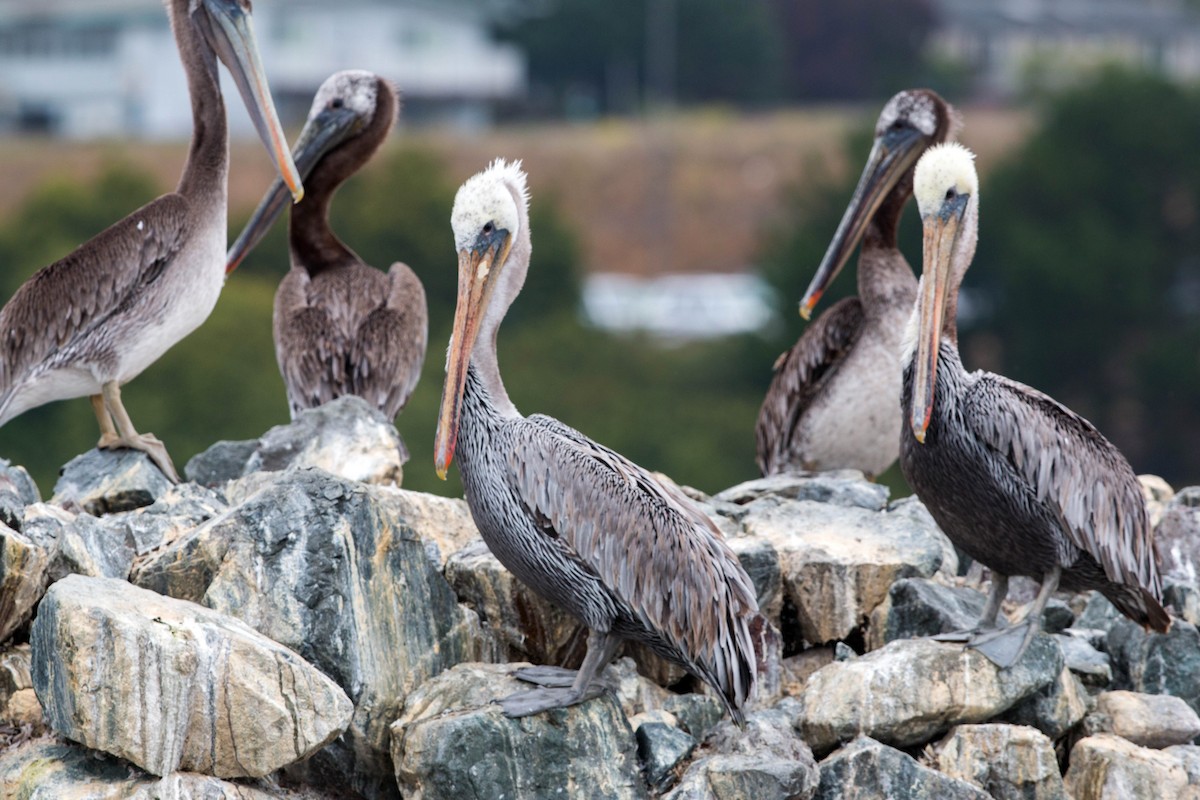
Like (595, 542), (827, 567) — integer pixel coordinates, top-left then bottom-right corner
(1001, 665), (1090, 740)
(798, 635), (1062, 753)
(1096, 690), (1200, 748)
(610, 656), (676, 718)
(1165, 744), (1200, 786)
(1075, 592), (1121, 632)
(662, 692), (725, 741)
(51, 448), (173, 515)
(715, 471), (888, 511)
(932, 724), (1067, 800)
(0, 457), (38, 530)
(1155, 486), (1200, 587)
(740, 495), (952, 645)
(109, 483), (227, 556)
(0, 643), (32, 708)
(23, 503), (135, 582)
(636, 721), (696, 790)
(31, 574), (352, 778)
(1165, 583), (1200, 626)
(866, 577), (986, 650)
(0, 518), (56, 641)
(815, 736), (990, 800)
(0, 739), (315, 799)
(184, 439), (258, 487)
(1065, 733), (1190, 799)
(446, 540), (582, 666)
(1039, 599), (1075, 634)
(1140, 474), (1175, 527)
(727, 533), (784, 622)
(780, 647), (836, 696)
(244, 396), (406, 485)
(1108, 618), (1200, 715)
(132, 471), (485, 795)
(391, 662), (646, 800)
(1053, 632), (1112, 686)
(666, 705), (820, 800)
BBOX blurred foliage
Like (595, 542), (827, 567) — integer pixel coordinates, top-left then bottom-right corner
(760, 68), (1200, 488)
(499, 0), (786, 114)
(500, 0), (939, 115)
(0, 145), (769, 498)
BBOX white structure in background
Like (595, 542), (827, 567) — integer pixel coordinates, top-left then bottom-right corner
(931, 0), (1200, 98)
(0, 0), (524, 138)
(583, 272), (777, 341)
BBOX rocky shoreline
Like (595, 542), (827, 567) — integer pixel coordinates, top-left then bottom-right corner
(1, 396), (1199, 799)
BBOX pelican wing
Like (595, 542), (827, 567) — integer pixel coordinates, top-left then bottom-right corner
(755, 297), (864, 473)
(508, 414), (758, 709)
(0, 194), (191, 398)
(964, 372), (1160, 596)
(350, 262), (428, 418)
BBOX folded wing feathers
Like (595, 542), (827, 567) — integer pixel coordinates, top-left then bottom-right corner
(970, 374), (1161, 597)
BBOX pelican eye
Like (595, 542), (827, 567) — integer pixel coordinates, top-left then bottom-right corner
(331, 98), (344, 109)
(945, 188), (957, 201)
(483, 221), (495, 235)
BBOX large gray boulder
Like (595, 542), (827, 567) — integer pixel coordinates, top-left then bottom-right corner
(0, 518), (55, 641)
(815, 737), (990, 800)
(1000, 665), (1090, 740)
(866, 577), (987, 650)
(714, 471), (889, 510)
(31, 575), (351, 778)
(0, 457), (38, 530)
(1095, 690), (1200, 748)
(51, 448), (173, 515)
(1107, 618), (1200, 715)
(666, 703), (820, 800)
(931, 724), (1067, 800)
(131, 470), (487, 795)
(1155, 486), (1200, 587)
(103, 483), (228, 556)
(0, 739), (327, 799)
(737, 494), (953, 645)
(1065, 733), (1192, 799)
(798, 635), (1062, 753)
(246, 396), (407, 485)
(391, 662), (646, 800)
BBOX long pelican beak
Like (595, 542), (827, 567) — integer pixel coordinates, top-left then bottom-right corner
(434, 230), (513, 478)
(910, 195), (968, 443)
(226, 104), (362, 272)
(202, 0), (303, 205)
(800, 127), (925, 319)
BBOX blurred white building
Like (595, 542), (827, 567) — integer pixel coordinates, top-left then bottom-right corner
(0, 0), (525, 139)
(931, 0), (1200, 98)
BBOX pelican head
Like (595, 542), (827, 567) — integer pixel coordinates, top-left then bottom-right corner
(908, 142), (979, 443)
(227, 70), (395, 272)
(191, 0), (302, 204)
(435, 159), (530, 477)
(800, 89), (956, 319)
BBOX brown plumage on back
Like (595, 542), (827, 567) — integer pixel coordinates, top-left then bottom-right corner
(228, 70), (427, 422)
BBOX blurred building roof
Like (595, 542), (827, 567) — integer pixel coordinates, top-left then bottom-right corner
(932, 0), (1200, 97)
(0, 0), (526, 138)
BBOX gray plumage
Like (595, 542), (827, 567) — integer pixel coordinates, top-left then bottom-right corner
(900, 143), (1168, 659)
(0, 0), (300, 480)
(437, 160), (760, 721)
(757, 89), (957, 478)
(228, 71), (427, 421)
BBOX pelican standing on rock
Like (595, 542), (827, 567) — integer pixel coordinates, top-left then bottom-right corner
(226, 70), (427, 422)
(756, 89), (957, 479)
(0, 0), (302, 481)
(900, 143), (1169, 667)
(434, 159), (760, 721)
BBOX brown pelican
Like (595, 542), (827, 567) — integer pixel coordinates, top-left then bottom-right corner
(226, 71), (427, 421)
(0, 0), (301, 481)
(756, 90), (957, 479)
(434, 160), (759, 720)
(900, 143), (1169, 667)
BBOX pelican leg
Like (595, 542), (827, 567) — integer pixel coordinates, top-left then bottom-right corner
(933, 572), (1010, 643)
(500, 631), (620, 718)
(968, 567), (1060, 668)
(91, 394), (121, 449)
(98, 381), (180, 483)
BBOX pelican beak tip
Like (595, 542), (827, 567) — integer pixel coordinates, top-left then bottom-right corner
(435, 466), (448, 481)
(291, 186), (305, 204)
(914, 428), (927, 445)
